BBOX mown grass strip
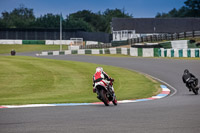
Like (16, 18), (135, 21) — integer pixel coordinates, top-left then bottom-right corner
(0, 56), (161, 105)
(0, 45), (68, 54)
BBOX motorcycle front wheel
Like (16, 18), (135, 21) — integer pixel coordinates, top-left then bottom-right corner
(192, 88), (198, 95)
(191, 84), (198, 95)
(112, 97), (117, 106)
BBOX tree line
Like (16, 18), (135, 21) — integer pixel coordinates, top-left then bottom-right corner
(156, 0), (200, 18)
(0, 5), (132, 33)
(0, 0), (199, 33)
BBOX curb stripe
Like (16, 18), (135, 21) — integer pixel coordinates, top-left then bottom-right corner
(161, 91), (170, 94)
(0, 85), (170, 109)
(156, 94), (168, 97)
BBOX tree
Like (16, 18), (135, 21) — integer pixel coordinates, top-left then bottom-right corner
(33, 13), (60, 28)
(68, 10), (98, 32)
(103, 8), (132, 33)
(0, 5), (35, 28)
(64, 18), (94, 32)
(67, 8), (132, 33)
(184, 0), (200, 17)
(156, 0), (200, 18)
(0, 6), (133, 33)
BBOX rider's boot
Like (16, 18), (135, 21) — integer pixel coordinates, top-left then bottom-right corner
(96, 91), (101, 99)
(195, 85), (199, 90)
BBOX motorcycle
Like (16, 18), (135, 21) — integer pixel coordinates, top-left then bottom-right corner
(187, 78), (199, 95)
(94, 79), (117, 106)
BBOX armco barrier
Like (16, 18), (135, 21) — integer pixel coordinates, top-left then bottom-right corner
(22, 40), (45, 45)
(159, 48), (200, 57)
(37, 48), (200, 58)
(37, 48), (155, 57)
(0, 40), (70, 45)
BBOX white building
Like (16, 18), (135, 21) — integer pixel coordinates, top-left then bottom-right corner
(111, 18), (200, 42)
(112, 30), (138, 41)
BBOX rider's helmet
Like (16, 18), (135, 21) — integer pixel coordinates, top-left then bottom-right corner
(184, 69), (189, 74)
(96, 67), (103, 73)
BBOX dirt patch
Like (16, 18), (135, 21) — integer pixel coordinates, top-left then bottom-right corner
(112, 45), (131, 48)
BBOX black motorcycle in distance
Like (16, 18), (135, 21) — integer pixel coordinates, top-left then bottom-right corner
(187, 78), (199, 95)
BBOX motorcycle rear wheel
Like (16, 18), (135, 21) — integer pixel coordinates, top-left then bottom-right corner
(100, 89), (110, 106)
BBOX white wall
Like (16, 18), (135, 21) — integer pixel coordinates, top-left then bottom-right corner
(171, 40), (188, 49)
(0, 40), (22, 44)
(130, 48), (138, 56)
(143, 48), (154, 57)
(45, 40), (74, 45)
(113, 30), (136, 41)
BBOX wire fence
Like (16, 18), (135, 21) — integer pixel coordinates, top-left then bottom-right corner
(0, 28), (112, 43)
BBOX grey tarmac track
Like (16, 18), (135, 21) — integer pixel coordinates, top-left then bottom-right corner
(1, 53), (200, 133)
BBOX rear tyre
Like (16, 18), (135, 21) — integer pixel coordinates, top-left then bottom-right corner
(100, 89), (109, 106)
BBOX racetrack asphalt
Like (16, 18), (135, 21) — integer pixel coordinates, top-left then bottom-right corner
(1, 52), (200, 133)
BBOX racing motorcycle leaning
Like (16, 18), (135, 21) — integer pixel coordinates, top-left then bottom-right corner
(187, 78), (199, 95)
(94, 79), (117, 106)
(182, 69), (199, 95)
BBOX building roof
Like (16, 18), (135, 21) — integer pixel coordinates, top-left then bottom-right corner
(112, 18), (200, 33)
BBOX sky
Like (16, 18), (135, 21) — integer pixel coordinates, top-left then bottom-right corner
(0, 0), (186, 18)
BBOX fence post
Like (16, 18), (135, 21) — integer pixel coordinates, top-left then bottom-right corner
(155, 35), (158, 41)
(177, 33), (179, 40)
(144, 36), (147, 42)
(165, 34), (167, 40)
(192, 31), (195, 38)
(150, 36), (152, 42)
(146, 36), (149, 42)
(141, 37), (143, 42)
(171, 34), (173, 40)
(184, 32), (186, 38)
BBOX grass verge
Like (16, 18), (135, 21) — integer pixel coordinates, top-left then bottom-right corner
(0, 56), (161, 105)
(0, 45), (68, 54)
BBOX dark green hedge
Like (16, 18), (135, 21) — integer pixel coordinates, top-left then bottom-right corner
(22, 40), (45, 45)
(111, 40), (128, 47)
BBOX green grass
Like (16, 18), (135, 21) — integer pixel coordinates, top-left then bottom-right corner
(0, 45), (68, 54)
(0, 56), (161, 105)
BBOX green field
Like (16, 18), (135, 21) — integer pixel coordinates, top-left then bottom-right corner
(0, 45), (68, 54)
(0, 56), (161, 105)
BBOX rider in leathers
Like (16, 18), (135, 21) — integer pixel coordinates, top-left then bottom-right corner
(92, 67), (115, 98)
(182, 69), (199, 91)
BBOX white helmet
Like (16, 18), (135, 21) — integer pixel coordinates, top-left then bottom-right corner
(96, 67), (103, 73)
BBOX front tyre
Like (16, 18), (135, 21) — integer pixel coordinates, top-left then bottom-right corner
(191, 84), (198, 95)
(192, 88), (198, 95)
(112, 97), (117, 106)
(100, 89), (109, 106)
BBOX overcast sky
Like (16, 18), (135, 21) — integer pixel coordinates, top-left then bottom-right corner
(0, 0), (186, 18)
